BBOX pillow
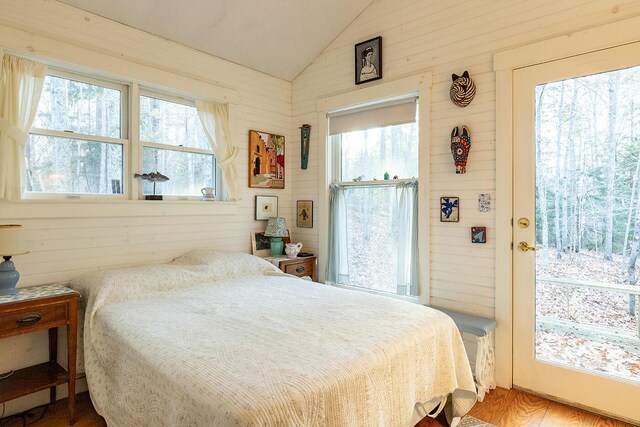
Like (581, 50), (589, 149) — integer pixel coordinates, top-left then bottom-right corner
(172, 249), (281, 278)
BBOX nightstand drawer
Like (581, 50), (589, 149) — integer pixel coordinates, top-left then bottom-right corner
(283, 259), (314, 277)
(0, 302), (67, 335)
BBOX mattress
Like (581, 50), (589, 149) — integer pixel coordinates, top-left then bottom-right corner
(71, 250), (476, 426)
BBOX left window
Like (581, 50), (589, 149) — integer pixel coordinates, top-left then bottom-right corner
(25, 69), (220, 199)
(27, 71), (127, 196)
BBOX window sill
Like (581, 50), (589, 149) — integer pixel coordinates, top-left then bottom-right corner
(326, 281), (419, 304)
(0, 199), (239, 219)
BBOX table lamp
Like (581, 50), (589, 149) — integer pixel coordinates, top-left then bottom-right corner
(0, 224), (30, 295)
(264, 217), (288, 256)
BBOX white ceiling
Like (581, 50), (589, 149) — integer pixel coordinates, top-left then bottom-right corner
(58, 0), (374, 81)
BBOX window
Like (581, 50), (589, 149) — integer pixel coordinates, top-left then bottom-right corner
(25, 69), (220, 199)
(327, 97), (419, 296)
(139, 94), (217, 198)
(27, 72), (127, 195)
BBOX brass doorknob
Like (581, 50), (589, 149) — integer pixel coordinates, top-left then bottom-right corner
(518, 241), (541, 252)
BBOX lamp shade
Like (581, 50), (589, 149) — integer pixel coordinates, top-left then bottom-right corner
(0, 224), (29, 256)
(264, 217), (288, 237)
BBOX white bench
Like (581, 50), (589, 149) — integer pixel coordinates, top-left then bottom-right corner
(431, 307), (497, 401)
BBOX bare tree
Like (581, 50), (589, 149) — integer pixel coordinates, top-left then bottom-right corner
(536, 86), (550, 267)
(604, 73), (620, 260)
(554, 82), (566, 258)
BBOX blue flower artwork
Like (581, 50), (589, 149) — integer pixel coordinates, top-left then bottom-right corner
(440, 197), (459, 222)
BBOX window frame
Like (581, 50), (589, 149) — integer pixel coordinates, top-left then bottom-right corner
(25, 68), (130, 200)
(25, 69), (221, 201)
(316, 73), (431, 303)
(329, 108), (420, 297)
(137, 90), (220, 201)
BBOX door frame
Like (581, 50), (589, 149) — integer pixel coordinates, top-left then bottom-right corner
(493, 16), (640, 389)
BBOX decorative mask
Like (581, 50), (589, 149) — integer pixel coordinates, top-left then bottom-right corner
(450, 71), (476, 107)
(451, 126), (471, 174)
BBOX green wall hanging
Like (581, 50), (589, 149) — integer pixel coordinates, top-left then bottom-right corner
(300, 124), (311, 170)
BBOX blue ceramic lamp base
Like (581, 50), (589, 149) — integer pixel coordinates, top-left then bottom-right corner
(270, 238), (284, 257)
(0, 256), (19, 296)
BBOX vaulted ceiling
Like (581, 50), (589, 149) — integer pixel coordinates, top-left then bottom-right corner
(57, 0), (375, 81)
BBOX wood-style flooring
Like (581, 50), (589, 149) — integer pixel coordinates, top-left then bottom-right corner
(1, 388), (635, 426)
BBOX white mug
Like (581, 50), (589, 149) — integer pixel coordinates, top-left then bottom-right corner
(201, 187), (214, 198)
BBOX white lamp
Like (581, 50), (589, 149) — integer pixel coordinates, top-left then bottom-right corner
(264, 217), (288, 256)
(0, 224), (30, 295)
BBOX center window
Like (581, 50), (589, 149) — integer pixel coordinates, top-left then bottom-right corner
(327, 97), (419, 296)
(139, 94), (217, 198)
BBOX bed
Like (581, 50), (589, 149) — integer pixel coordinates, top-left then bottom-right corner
(70, 250), (476, 426)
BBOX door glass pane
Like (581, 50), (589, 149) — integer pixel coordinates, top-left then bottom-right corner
(535, 65), (640, 382)
(142, 147), (215, 196)
(26, 135), (123, 194)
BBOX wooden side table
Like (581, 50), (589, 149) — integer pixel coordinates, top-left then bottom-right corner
(0, 285), (79, 424)
(274, 256), (317, 282)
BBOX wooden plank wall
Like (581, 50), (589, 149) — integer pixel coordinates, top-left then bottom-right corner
(290, 0), (640, 318)
(0, 0), (292, 414)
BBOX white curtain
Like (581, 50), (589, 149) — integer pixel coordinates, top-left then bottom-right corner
(326, 183), (350, 284)
(396, 180), (419, 296)
(0, 54), (47, 200)
(195, 100), (240, 201)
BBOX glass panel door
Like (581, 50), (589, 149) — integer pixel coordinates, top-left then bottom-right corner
(513, 42), (640, 424)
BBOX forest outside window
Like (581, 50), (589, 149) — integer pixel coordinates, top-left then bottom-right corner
(25, 69), (220, 199)
(139, 94), (218, 198)
(27, 71), (127, 195)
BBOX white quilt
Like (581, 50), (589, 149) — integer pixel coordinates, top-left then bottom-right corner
(71, 251), (476, 426)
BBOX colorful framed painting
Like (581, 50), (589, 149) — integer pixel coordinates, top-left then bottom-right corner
(249, 130), (285, 189)
(440, 197), (459, 222)
(297, 200), (313, 228)
(255, 195), (278, 220)
(355, 36), (382, 85)
(471, 226), (487, 243)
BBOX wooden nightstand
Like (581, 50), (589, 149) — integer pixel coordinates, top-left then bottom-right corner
(0, 285), (80, 424)
(267, 256), (317, 282)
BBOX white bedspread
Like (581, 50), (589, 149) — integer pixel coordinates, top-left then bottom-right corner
(71, 251), (476, 426)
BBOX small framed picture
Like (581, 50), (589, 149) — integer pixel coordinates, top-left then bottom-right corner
(255, 195), (278, 220)
(440, 197), (459, 222)
(471, 226), (487, 243)
(355, 36), (382, 85)
(251, 229), (272, 257)
(297, 200), (313, 228)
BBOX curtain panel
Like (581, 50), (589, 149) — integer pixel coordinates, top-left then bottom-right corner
(326, 183), (350, 284)
(396, 180), (419, 296)
(195, 100), (240, 201)
(326, 179), (419, 297)
(0, 54), (47, 200)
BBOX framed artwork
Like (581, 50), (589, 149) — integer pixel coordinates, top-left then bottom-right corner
(255, 195), (278, 220)
(297, 200), (313, 228)
(440, 197), (459, 222)
(478, 193), (491, 212)
(251, 229), (272, 257)
(249, 130), (285, 189)
(355, 36), (382, 85)
(471, 226), (487, 243)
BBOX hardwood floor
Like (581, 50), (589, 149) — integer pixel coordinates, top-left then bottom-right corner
(1, 388), (635, 426)
(419, 388), (636, 427)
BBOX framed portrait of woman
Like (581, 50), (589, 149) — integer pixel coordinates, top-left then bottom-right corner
(355, 36), (382, 85)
